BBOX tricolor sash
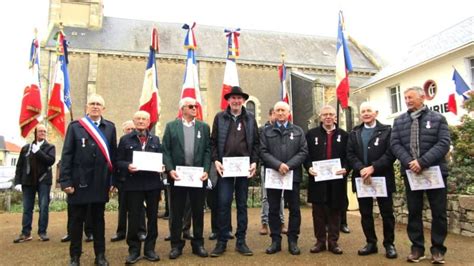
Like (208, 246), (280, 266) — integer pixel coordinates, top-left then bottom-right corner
(78, 117), (113, 171)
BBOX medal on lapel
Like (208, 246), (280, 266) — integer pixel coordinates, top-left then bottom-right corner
(237, 122), (242, 131)
(290, 132), (294, 140)
(81, 138), (86, 148)
(374, 137), (379, 146)
(426, 121), (431, 129)
(314, 137), (318, 145)
(197, 130), (201, 139)
(337, 135), (341, 142)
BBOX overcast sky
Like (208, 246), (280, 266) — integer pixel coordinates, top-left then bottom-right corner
(0, 0), (472, 142)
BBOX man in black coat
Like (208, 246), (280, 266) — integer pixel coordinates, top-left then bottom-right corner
(111, 120), (146, 243)
(13, 124), (56, 243)
(260, 101), (308, 255)
(347, 102), (397, 259)
(60, 94), (117, 266)
(210, 86), (259, 257)
(305, 105), (348, 255)
(391, 86), (451, 264)
(116, 111), (163, 264)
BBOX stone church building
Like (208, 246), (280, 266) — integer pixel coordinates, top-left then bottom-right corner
(41, 0), (381, 152)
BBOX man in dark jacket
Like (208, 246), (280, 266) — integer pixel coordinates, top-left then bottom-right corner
(13, 124), (56, 243)
(162, 97), (211, 259)
(60, 94), (117, 266)
(116, 111), (163, 264)
(260, 101), (308, 255)
(305, 105), (348, 255)
(347, 102), (397, 259)
(391, 86), (451, 264)
(210, 86), (259, 257)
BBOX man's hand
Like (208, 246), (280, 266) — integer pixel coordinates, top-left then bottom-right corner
(308, 167), (317, 176)
(408, 160), (422, 174)
(278, 163), (290, 175)
(169, 170), (180, 180)
(14, 184), (22, 192)
(248, 163), (257, 178)
(215, 161), (224, 177)
(63, 186), (75, 194)
(335, 168), (347, 176)
(360, 166), (374, 179)
(128, 164), (138, 173)
(363, 176), (372, 185)
(109, 186), (117, 193)
(200, 172), (208, 181)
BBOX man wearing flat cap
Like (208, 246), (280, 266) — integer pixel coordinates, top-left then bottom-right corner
(210, 86), (259, 257)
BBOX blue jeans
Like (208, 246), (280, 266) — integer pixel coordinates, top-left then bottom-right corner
(217, 177), (248, 244)
(21, 184), (51, 235)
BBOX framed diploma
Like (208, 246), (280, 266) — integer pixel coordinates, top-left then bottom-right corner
(132, 151), (163, 172)
(406, 166), (445, 191)
(174, 166), (204, 188)
(312, 159), (343, 182)
(355, 176), (388, 198)
(264, 169), (293, 190)
(222, 156), (250, 177)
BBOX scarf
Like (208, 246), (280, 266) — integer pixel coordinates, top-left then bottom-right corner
(409, 106), (427, 159)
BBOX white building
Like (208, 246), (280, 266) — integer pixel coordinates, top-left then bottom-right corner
(353, 17), (473, 126)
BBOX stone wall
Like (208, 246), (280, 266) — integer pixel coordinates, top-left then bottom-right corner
(374, 194), (474, 237)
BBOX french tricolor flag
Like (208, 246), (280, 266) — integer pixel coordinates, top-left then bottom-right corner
(335, 11), (353, 109)
(278, 62), (292, 121)
(220, 28), (241, 110)
(139, 28), (160, 129)
(47, 30), (71, 137)
(178, 23), (203, 120)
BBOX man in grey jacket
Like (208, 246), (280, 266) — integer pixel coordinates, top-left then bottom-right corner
(260, 101), (308, 255)
(391, 86), (451, 264)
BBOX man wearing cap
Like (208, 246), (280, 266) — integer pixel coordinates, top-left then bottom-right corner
(60, 94), (117, 266)
(210, 86), (259, 257)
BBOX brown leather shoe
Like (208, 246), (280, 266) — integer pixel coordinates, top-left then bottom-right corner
(431, 253), (445, 264)
(259, 224), (269, 235)
(310, 242), (326, 253)
(281, 223), (288, 234)
(407, 250), (425, 263)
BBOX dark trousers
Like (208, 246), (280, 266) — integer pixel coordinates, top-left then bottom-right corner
(217, 177), (248, 244)
(358, 195), (395, 247)
(206, 184), (232, 235)
(268, 183), (301, 243)
(126, 189), (160, 255)
(166, 186), (192, 235)
(312, 204), (341, 248)
(67, 203), (93, 236)
(21, 184), (51, 235)
(405, 185), (447, 255)
(170, 186), (205, 249)
(116, 183), (146, 237)
(69, 203), (105, 257)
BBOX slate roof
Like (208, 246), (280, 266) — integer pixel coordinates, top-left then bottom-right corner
(45, 16), (378, 72)
(357, 16), (474, 90)
(292, 71), (371, 88)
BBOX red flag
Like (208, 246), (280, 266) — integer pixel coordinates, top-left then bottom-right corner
(448, 93), (457, 115)
(335, 11), (353, 109)
(139, 28), (160, 129)
(220, 29), (241, 110)
(47, 30), (69, 137)
(19, 38), (42, 138)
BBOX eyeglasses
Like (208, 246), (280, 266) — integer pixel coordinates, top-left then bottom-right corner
(186, 104), (197, 109)
(321, 113), (336, 117)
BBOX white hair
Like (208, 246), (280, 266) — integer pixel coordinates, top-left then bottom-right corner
(133, 110), (150, 120)
(359, 101), (378, 112)
(179, 97), (197, 109)
(273, 101), (290, 111)
(404, 86), (425, 96)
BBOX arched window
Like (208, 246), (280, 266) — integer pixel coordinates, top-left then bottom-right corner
(246, 100), (256, 118)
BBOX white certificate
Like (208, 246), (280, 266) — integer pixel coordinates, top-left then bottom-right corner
(132, 151), (163, 172)
(406, 166), (445, 191)
(265, 169), (293, 190)
(222, 156), (250, 177)
(174, 166), (204, 188)
(312, 159), (343, 182)
(355, 177), (388, 198)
